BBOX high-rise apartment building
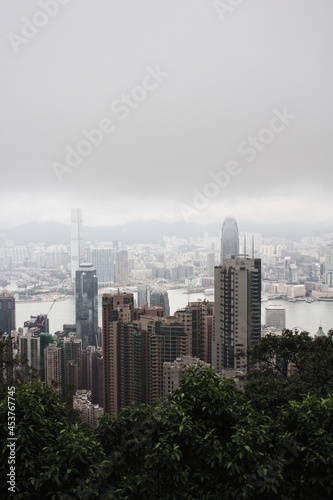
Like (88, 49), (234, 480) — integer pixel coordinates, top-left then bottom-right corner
(18, 328), (40, 378)
(61, 335), (83, 395)
(213, 257), (261, 374)
(175, 300), (214, 363)
(91, 247), (114, 284)
(220, 217), (239, 263)
(102, 292), (190, 413)
(102, 293), (134, 413)
(70, 208), (84, 281)
(75, 263), (98, 348)
(0, 290), (15, 335)
(44, 343), (62, 389)
(85, 346), (104, 407)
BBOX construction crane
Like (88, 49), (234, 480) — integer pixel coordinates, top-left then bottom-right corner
(47, 298), (57, 315)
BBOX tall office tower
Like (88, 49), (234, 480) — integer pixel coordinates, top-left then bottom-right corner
(44, 343), (62, 389)
(102, 293), (134, 413)
(18, 329), (41, 378)
(325, 244), (333, 286)
(114, 250), (129, 283)
(265, 306), (286, 330)
(213, 257), (261, 374)
(137, 285), (150, 307)
(91, 248), (114, 285)
(75, 263), (98, 348)
(150, 290), (170, 316)
(0, 290), (15, 335)
(175, 300), (214, 362)
(220, 217), (239, 263)
(62, 335), (83, 395)
(70, 208), (84, 282)
(207, 252), (215, 277)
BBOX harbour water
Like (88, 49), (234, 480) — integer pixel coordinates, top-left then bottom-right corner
(14, 289), (333, 336)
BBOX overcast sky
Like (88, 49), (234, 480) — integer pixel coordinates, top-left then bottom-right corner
(1, 0), (332, 233)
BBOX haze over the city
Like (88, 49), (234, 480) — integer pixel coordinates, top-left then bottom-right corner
(1, 0), (332, 232)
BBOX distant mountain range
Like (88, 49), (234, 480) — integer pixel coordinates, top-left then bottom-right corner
(0, 220), (330, 245)
(0, 220), (221, 245)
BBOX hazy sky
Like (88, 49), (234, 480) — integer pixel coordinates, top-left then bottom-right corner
(1, 0), (333, 232)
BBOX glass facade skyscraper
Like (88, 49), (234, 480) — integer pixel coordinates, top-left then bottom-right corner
(75, 263), (98, 348)
(220, 217), (239, 263)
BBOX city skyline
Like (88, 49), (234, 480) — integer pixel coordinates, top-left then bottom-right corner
(1, 1), (333, 232)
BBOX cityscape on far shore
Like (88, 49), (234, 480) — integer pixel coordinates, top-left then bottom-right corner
(1, 209), (332, 427)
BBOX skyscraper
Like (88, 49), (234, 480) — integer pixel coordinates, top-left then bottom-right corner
(44, 343), (62, 390)
(75, 263), (98, 348)
(102, 292), (135, 413)
(102, 292), (190, 413)
(175, 300), (214, 362)
(213, 257), (261, 374)
(220, 217), (239, 263)
(61, 335), (83, 394)
(0, 290), (15, 335)
(19, 328), (40, 378)
(70, 208), (84, 282)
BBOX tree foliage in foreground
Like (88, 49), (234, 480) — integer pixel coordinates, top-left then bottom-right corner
(0, 380), (108, 499)
(97, 367), (283, 499)
(245, 329), (333, 414)
(2, 331), (333, 498)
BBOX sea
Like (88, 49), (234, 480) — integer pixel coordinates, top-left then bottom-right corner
(10, 286), (333, 336)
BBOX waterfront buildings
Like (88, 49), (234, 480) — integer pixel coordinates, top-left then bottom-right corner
(265, 306), (286, 330)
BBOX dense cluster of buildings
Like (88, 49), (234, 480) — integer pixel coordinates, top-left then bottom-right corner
(1, 211), (332, 428)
